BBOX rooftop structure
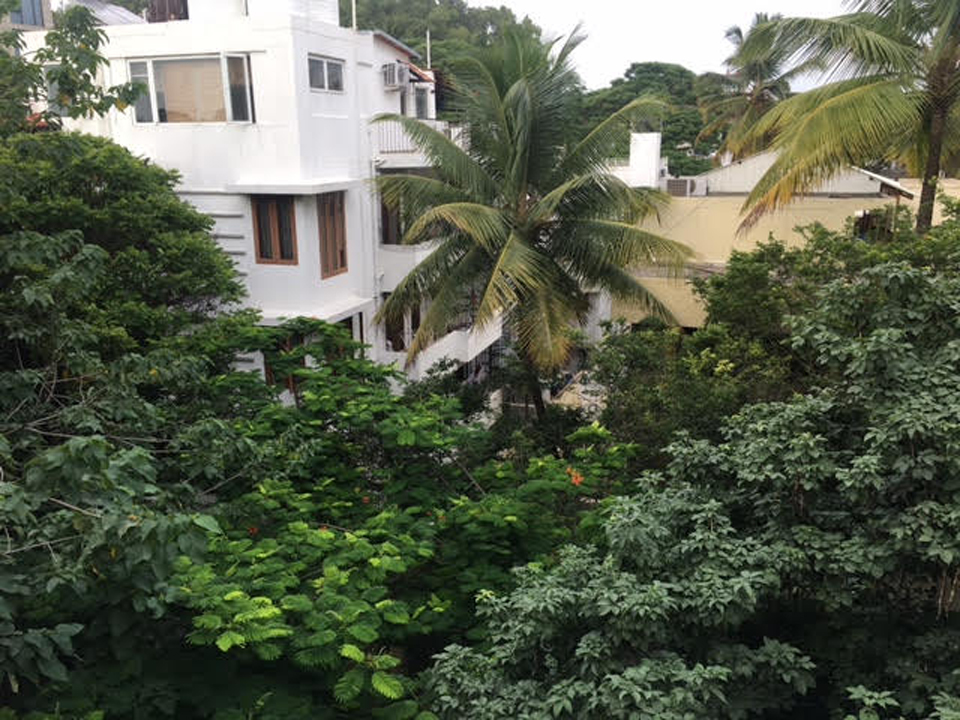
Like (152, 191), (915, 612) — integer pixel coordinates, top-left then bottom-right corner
(609, 134), (920, 328)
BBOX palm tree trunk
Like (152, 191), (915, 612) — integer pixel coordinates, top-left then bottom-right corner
(917, 105), (948, 235)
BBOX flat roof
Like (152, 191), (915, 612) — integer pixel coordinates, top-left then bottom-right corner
(851, 166), (915, 199)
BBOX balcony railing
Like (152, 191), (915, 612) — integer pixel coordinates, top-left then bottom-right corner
(376, 119), (464, 154)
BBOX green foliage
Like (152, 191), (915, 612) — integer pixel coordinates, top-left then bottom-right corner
(0, 3), (141, 136)
(697, 13), (800, 160)
(0, 132), (270, 716)
(0, 132), (243, 342)
(593, 321), (791, 467)
(339, 0), (541, 79)
(735, 1), (960, 232)
(578, 62), (721, 173)
(375, 30), (688, 395)
(428, 225), (960, 717)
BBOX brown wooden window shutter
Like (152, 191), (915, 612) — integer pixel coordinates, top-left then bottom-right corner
(252, 196), (298, 264)
(319, 191), (347, 278)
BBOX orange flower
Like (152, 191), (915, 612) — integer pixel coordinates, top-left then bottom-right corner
(571, 472), (584, 487)
(247, 526), (259, 536)
(362, 496), (371, 504)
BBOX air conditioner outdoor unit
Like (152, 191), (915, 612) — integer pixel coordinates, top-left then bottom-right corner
(382, 63), (409, 90)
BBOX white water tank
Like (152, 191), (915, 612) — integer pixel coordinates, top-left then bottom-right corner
(626, 133), (662, 189)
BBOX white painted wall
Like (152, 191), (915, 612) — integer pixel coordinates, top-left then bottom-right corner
(610, 132), (661, 189)
(22, 6), (500, 377)
(698, 152), (881, 195)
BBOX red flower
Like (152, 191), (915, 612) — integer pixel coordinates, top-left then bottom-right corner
(247, 526), (259, 536)
(566, 466), (584, 487)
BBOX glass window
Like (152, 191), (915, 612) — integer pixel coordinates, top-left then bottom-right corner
(415, 87), (428, 119)
(44, 66), (65, 117)
(130, 56), (253, 124)
(308, 56), (344, 92)
(308, 57), (325, 90)
(154, 57), (226, 123)
(11, 0), (43, 26)
(130, 61), (154, 123)
(326, 61), (343, 91)
(227, 56), (252, 122)
(253, 196), (298, 264)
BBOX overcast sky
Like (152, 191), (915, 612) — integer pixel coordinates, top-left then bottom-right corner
(465, 0), (849, 90)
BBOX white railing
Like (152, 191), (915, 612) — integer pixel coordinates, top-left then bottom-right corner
(376, 119), (464, 154)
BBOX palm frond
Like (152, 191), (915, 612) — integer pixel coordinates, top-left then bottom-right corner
(564, 220), (692, 273)
(401, 202), (508, 252)
(741, 14), (919, 80)
(740, 77), (921, 230)
(372, 113), (499, 200)
(557, 96), (668, 180)
(374, 173), (471, 218)
(404, 247), (489, 364)
(473, 231), (554, 326)
(375, 235), (475, 326)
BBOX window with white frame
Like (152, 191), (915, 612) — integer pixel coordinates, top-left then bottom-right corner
(308, 55), (344, 92)
(44, 66), (66, 117)
(128, 55), (254, 124)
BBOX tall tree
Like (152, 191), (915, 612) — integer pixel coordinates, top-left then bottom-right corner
(374, 30), (689, 416)
(0, 2), (140, 137)
(697, 12), (807, 160)
(426, 224), (960, 719)
(738, 0), (960, 233)
(581, 62), (719, 176)
(338, 0), (541, 72)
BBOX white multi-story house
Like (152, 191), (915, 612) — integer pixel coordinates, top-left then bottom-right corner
(25, 0), (503, 381)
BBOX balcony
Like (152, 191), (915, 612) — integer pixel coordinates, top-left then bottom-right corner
(376, 119), (465, 168)
(383, 314), (503, 381)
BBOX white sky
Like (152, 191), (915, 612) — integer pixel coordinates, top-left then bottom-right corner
(465, 0), (849, 90)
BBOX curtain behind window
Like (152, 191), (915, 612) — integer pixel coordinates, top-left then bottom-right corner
(11, 0), (43, 25)
(154, 58), (225, 123)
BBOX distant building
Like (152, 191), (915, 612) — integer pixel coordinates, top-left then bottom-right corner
(610, 137), (918, 327)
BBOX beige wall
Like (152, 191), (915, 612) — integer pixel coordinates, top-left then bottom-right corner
(613, 179), (960, 328)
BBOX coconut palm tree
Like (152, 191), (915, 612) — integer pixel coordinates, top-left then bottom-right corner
(697, 13), (810, 159)
(374, 29), (689, 416)
(738, 0), (960, 233)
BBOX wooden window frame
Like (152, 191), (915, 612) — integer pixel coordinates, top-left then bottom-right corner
(252, 195), (298, 265)
(318, 192), (348, 279)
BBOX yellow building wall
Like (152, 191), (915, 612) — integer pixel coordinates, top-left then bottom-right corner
(613, 179), (960, 327)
